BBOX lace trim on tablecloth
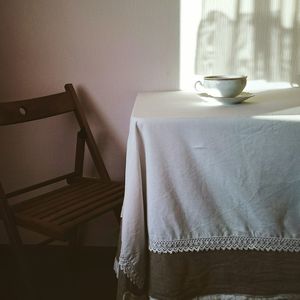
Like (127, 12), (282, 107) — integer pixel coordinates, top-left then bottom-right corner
(114, 256), (145, 289)
(149, 236), (300, 253)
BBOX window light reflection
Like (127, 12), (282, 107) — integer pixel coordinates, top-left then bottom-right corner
(253, 115), (300, 122)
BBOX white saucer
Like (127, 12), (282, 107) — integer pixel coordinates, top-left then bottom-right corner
(198, 92), (254, 105)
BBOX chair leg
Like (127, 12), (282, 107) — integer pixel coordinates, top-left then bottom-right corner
(69, 226), (82, 249)
(68, 227), (82, 271)
(0, 199), (39, 300)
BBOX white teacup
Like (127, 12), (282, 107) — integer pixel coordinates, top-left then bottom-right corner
(195, 75), (247, 98)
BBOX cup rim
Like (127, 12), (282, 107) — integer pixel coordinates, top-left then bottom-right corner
(204, 75), (247, 80)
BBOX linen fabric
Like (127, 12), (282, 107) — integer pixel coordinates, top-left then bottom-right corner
(116, 88), (300, 296)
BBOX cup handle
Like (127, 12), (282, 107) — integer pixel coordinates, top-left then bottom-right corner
(194, 80), (204, 92)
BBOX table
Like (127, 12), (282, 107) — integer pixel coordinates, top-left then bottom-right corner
(115, 88), (300, 300)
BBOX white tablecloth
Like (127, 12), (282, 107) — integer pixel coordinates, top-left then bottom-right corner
(116, 88), (300, 289)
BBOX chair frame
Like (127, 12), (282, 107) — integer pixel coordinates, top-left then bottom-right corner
(0, 83), (123, 299)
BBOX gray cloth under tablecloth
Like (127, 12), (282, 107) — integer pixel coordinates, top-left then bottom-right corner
(116, 249), (300, 300)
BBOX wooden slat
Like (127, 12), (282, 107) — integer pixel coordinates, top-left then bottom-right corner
(7, 172), (76, 199)
(23, 181), (118, 217)
(54, 190), (124, 225)
(0, 92), (75, 126)
(43, 186), (124, 222)
(61, 198), (123, 230)
(21, 181), (103, 216)
(30, 183), (121, 218)
(25, 184), (101, 217)
(12, 177), (91, 212)
(14, 213), (65, 240)
(14, 191), (123, 240)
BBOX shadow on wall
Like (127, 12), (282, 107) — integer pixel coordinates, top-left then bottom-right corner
(195, 0), (300, 85)
(76, 86), (125, 181)
(0, 113), (78, 193)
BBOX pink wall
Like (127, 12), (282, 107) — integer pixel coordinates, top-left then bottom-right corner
(0, 0), (180, 245)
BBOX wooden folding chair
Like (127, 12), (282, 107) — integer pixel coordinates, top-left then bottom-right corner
(0, 83), (124, 299)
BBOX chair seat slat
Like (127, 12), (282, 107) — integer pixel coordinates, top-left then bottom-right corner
(12, 179), (93, 212)
(14, 214), (66, 240)
(60, 198), (123, 229)
(20, 181), (106, 216)
(30, 183), (123, 219)
(14, 184), (123, 240)
(19, 182), (120, 216)
(46, 188), (124, 223)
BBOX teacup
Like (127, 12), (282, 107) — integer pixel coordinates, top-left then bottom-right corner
(195, 75), (247, 98)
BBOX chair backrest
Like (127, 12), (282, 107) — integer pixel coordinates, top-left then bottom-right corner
(0, 83), (110, 199)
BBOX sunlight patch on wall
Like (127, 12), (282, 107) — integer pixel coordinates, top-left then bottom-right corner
(180, 0), (300, 91)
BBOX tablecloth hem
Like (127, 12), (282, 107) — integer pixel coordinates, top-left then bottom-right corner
(115, 256), (145, 289)
(149, 236), (300, 253)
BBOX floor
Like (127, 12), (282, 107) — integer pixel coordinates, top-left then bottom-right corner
(0, 246), (118, 300)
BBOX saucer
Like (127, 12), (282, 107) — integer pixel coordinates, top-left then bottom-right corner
(198, 92), (254, 105)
